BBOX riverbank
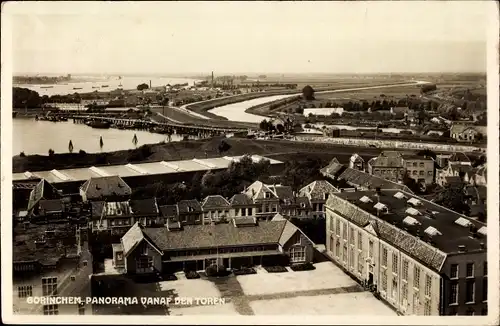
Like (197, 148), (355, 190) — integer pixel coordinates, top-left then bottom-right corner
(13, 136), (480, 174)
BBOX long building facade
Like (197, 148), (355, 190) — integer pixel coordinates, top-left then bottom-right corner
(325, 189), (487, 316)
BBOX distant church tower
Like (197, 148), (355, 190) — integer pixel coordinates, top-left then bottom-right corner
(211, 71), (214, 88)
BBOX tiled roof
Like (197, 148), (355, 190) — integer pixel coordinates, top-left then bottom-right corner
(326, 190), (487, 272)
(38, 199), (64, 212)
(80, 176), (132, 200)
(177, 199), (202, 214)
(244, 181), (278, 200)
(334, 167), (413, 193)
(296, 196), (312, 209)
(27, 179), (60, 211)
(270, 185), (294, 201)
(143, 220), (290, 250)
(369, 152), (404, 168)
(122, 222), (164, 257)
(130, 198), (159, 216)
(159, 205), (178, 218)
(350, 154), (365, 163)
(299, 180), (339, 201)
(202, 195), (230, 209)
(320, 158), (346, 177)
(90, 201), (132, 218)
(230, 193), (254, 206)
(450, 124), (479, 134)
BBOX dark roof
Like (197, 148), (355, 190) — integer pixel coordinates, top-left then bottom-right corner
(38, 199), (64, 212)
(299, 180), (338, 201)
(177, 199), (202, 214)
(90, 201), (132, 219)
(332, 167), (413, 193)
(320, 158), (347, 178)
(295, 196), (312, 209)
(369, 152), (404, 168)
(230, 193), (255, 206)
(130, 198), (159, 216)
(445, 176), (463, 185)
(327, 190), (486, 272)
(90, 201), (105, 218)
(271, 185), (294, 201)
(80, 176), (131, 199)
(143, 220), (290, 250)
(13, 223), (78, 263)
(202, 195), (230, 209)
(27, 179), (60, 211)
(159, 205), (178, 218)
(13, 182), (39, 190)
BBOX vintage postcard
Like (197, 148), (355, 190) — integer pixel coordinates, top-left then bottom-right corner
(1, 1), (498, 325)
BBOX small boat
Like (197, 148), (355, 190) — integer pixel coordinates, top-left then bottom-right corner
(102, 85), (109, 88)
(40, 86), (54, 89)
(88, 121), (111, 129)
(73, 87), (83, 90)
(92, 86), (100, 89)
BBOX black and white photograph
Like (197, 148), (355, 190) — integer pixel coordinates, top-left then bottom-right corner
(1, 1), (498, 324)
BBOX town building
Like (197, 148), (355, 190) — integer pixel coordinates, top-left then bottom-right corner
(27, 179), (62, 214)
(201, 195), (231, 224)
(80, 176), (132, 202)
(367, 151), (406, 183)
(13, 223), (92, 315)
(450, 124), (485, 143)
(402, 155), (435, 186)
(111, 218), (315, 274)
(349, 154), (366, 171)
(229, 193), (258, 219)
(299, 180), (339, 218)
(325, 189), (487, 316)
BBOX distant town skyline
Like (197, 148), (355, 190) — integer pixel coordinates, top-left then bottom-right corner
(6, 1), (492, 75)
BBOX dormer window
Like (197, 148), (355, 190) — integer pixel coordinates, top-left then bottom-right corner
(265, 192), (271, 199)
(324, 193), (329, 200)
(300, 203), (306, 208)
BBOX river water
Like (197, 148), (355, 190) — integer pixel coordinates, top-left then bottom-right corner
(13, 119), (181, 156)
(14, 76), (199, 97)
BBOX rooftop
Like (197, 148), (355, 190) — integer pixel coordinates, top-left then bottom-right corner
(327, 190), (486, 272)
(80, 176), (132, 199)
(299, 180), (339, 201)
(13, 156), (283, 184)
(13, 223), (78, 264)
(202, 195), (230, 209)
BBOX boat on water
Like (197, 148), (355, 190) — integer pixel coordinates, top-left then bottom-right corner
(40, 86), (54, 89)
(73, 87), (83, 90)
(102, 85), (109, 88)
(87, 120), (111, 129)
(92, 86), (100, 89)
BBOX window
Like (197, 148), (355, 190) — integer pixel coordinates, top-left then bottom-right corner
(424, 300), (431, 315)
(329, 237), (334, 253)
(335, 240), (340, 258)
(425, 275), (432, 297)
(419, 163), (424, 168)
(83, 260), (88, 267)
(336, 220), (340, 236)
(357, 253), (363, 273)
(265, 192), (271, 199)
(272, 206), (277, 212)
(392, 278), (397, 299)
(413, 162), (417, 167)
(381, 270), (387, 292)
(369, 240), (374, 258)
(78, 303), (85, 315)
(43, 304), (58, 315)
(402, 283), (408, 306)
(466, 280), (475, 303)
(342, 223), (347, 239)
(116, 252), (123, 261)
(413, 267), (420, 289)
(412, 170), (417, 175)
(290, 247), (306, 263)
(349, 227), (355, 244)
(343, 244), (348, 263)
(349, 247), (354, 268)
(450, 264), (459, 279)
(466, 263), (474, 278)
(42, 277), (58, 296)
(71, 276), (76, 281)
(248, 208), (252, 216)
(357, 231), (362, 250)
(419, 171), (424, 176)
(137, 256), (153, 271)
(450, 282), (459, 305)
(18, 286), (33, 298)
(427, 171), (433, 176)
(392, 253), (398, 274)
(330, 217), (335, 232)
(402, 260), (409, 281)
(482, 278), (487, 302)
(382, 248), (388, 267)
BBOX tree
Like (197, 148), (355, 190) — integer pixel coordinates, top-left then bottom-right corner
(435, 185), (470, 215)
(416, 149), (437, 160)
(218, 140), (231, 155)
(302, 85), (315, 101)
(48, 148), (55, 157)
(137, 83), (149, 91)
(68, 140), (74, 154)
(259, 119), (271, 132)
(132, 134), (138, 148)
(99, 136), (104, 151)
(276, 124), (285, 134)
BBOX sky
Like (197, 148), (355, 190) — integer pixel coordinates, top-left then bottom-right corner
(5, 1), (493, 75)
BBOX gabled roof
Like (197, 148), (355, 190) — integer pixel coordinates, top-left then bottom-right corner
(319, 158), (346, 178)
(91, 201), (132, 218)
(369, 152), (404, 168)
(80, 176), (131, 199)
(450, 124), (479, 134)
(244, 181), (278, 200)
(331, 166), (413, 193)
(177, 199), (202, 214)
(299, 180), (339, 201)
(230, 193), (254, 206)
(121, 222), (163, 257)
(269, 185), (294, 201)
(130, 198), (159, 216)
(202, 195), (230, 209)
(350, 153), (365, 163)
(159, 205), (178, 218)
(27, 179), (60, 211)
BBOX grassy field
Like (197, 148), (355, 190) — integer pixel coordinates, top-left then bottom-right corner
(314, 85), (422, 101)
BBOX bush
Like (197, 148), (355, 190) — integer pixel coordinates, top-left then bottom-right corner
(185, 270), (200, 279)
(48, 149), (55, 156)
(205, 264), (228, 277)
(19, 152), (26, 157)
(233, 267), (257, 276)
(290, 263), (315, 272)
(79, 149), (86, 155)
(264, 266), (288, 273)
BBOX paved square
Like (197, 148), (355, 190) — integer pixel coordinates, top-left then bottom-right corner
(236, 262), (358, 296)
(157, 278), (222, 299)
(249, 293), (398, 315)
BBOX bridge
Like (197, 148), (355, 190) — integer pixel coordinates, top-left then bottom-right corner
(71, 115), (249, 136)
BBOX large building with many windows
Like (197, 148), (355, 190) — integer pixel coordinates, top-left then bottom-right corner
(325, 189), (487, 316)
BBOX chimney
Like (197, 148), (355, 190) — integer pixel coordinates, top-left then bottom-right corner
(458, 245), (466, 253)
(479, 243), (486, 250)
